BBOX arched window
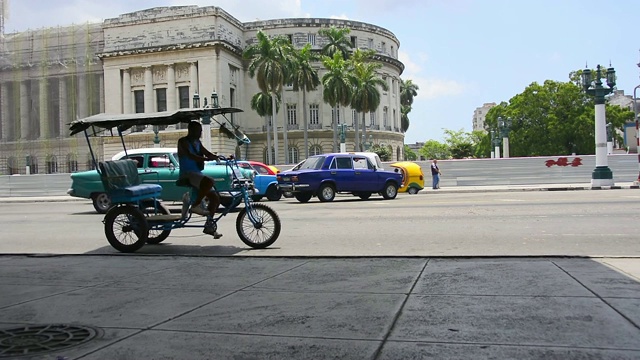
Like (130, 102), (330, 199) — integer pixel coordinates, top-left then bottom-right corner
(26, 155), (38, 174)
(46, 155), (58, 174)
(66, 153), (79, 173)
(263, 147), (275, 165)
(309, 144), (323, 156)
(7, 156), (18, 175)
(288, 147), (299, 164)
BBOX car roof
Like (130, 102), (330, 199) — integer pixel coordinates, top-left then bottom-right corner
(112, 147), (177, 160)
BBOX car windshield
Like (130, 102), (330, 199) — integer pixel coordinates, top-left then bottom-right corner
(300, 156), (325, 170)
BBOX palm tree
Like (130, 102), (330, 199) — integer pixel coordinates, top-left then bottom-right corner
(243, 30), (291, 164)
(322, 52), (353, 152)
(290, 44), (320, 159)
(399, 79), (419, 133)
(349, 50), (388, 151)
(318, 26), (353, 59)
(250, 92), (280, 164)
(401, 104), (411, 133)
(400, 79), (419, 107)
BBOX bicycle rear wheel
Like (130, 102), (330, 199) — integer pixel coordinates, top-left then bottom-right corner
(235, 203), (281, 249)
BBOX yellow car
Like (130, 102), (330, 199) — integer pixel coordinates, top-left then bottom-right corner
(390, 161), (425, 194)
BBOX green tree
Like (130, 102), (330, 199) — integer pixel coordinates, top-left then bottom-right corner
(404, 145), (418, 161)
(349, 49), (388, 151)
(371, 143), (392, 161)
(318, 26), (353, 59)
(290, 44), (320, 159)
(399, 79), (419, 133)
(400, 104), (411, 133)
(243, 30), (292, 164)
(442, 128), (476, 159)
(419, 139), (450, 160)
(485, 78), (633, 157)
(322, 52), (353, 151)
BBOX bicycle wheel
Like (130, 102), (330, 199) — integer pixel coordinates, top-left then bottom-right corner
(140, 199), (172, 244)
(235, 203), (281, 249)
(104, 205), (148, 253)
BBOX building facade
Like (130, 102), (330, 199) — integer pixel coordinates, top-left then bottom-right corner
(0, 5), (405, 175)
(472, 102), (496, 132)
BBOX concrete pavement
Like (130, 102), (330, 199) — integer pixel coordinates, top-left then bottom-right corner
(1, 184), (640, 359)
(0, 256), (639, 359)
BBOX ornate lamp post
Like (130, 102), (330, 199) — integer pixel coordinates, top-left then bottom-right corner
(339, 123), (348, 152)
(192, 91), (220, 150)
(498, 117), (512, 158)
(582, 64), (616, 188)
(490, 129), (500, 158)
(153, 125), (160, 148)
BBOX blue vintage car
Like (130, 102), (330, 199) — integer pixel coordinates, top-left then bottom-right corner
(276, 153), (403, 203)
(207, 160), (281, 201)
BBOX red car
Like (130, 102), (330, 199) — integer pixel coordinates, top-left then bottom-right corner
(238, 161), (278, 176)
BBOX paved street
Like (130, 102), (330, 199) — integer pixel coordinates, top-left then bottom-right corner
(1, 189), (639, 256)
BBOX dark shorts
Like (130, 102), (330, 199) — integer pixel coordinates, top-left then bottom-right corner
(181, 172), (214, 189)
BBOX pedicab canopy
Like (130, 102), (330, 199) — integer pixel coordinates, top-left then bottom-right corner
(69, 107), (244, 136)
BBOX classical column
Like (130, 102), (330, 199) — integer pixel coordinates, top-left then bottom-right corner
(58, 77), (68, 138)
(122, 69), (132, 113)
(20, 81), (29, 140)
(189, 62), (199, 100)
(39, 78), (49, 139)
(77, 74), (88, 119)
(167, 64), (176, 111)
(144, 66), (153, 113)
(99, 74), (105, 113)
(0, 82), (8, 141)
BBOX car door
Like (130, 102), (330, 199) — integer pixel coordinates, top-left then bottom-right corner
(352, 156), (378, 191)
(329, 156), (355, 192)
(145, 152), (182, 201)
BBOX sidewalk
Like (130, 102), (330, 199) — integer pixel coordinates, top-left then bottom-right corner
(0, 255), (639, 359)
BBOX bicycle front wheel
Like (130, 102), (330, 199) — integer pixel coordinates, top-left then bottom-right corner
(235, 203), (281, 249)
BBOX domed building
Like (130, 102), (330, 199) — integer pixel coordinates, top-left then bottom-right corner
(0, 5), (405, 174)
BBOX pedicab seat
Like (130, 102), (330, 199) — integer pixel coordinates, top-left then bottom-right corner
(98, 160), (162, 203)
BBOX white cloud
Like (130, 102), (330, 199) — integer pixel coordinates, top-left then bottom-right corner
(398, 50), (468, 99)
(330, 14), (350, 20)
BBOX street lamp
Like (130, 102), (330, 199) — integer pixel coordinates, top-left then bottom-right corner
(153, 125), (160, 148)
(490, 129), (500, 158)
(498, 116), (512, 158)
(339, 123), (348, 152)
(582, 64), (616, 188)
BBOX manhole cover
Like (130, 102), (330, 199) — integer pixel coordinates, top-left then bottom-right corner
(0, 324), (99, 358)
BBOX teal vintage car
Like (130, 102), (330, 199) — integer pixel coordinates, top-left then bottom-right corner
(67, 147), (254, 213)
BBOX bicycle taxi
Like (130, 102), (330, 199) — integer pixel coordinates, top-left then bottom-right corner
(69, 107), (281, 253)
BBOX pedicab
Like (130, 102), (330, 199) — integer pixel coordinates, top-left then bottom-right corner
(389, 161), (425, 194)
(69, 107), (281, 253)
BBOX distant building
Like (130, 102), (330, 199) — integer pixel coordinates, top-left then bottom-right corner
(406, 141), (425, 160)
(608, 90), (638, 153)
(472, 102), (496, 132)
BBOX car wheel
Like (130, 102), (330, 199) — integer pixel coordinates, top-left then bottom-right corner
(92, 192), (111, 214)
(318, 184), (335, 202)
(358, 192), (372, 200)
(266, 185), (282, 201)
(408, 187), (419, 195)
(382, 182), (398, 200)
(294, 192), (313, 203)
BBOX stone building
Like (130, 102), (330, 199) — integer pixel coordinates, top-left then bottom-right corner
(0, 5), (405, 175)
(472, 102), (496, 132)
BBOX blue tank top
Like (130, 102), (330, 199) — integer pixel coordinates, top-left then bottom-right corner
(179, 140), (202, 175)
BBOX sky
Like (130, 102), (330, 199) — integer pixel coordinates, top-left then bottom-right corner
(3, 0), (640, 144)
